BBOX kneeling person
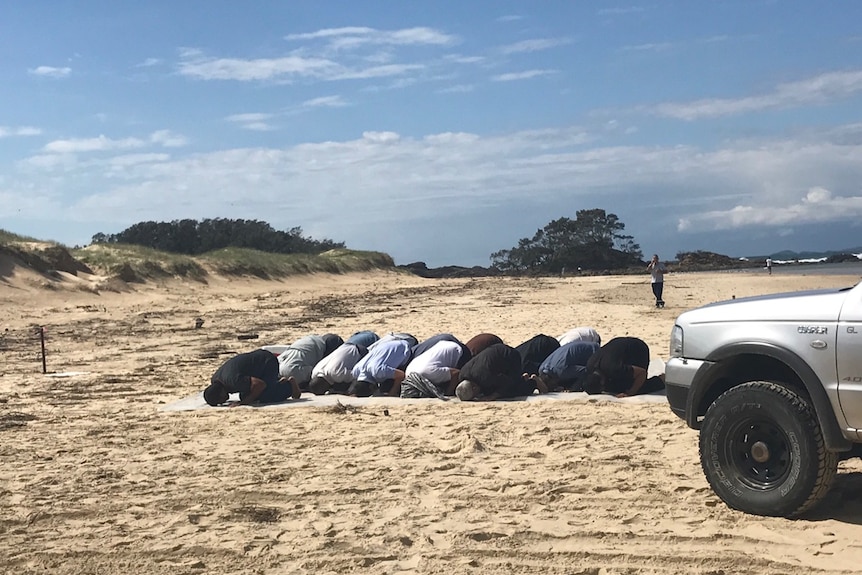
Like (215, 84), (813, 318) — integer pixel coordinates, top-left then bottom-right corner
(205, 349), (301, 406)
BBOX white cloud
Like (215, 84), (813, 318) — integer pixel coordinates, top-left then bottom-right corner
(0, 126), (41, 137)
(500, 38), (572, 55)
(497, 15), (524, 22)
(226, 113), (276, 131)
(362, 131), (400, 143)
(285, 26), (457, 51)
(28, 65), (71, 78)
(107, 153), (171, 168)
(678, 187), (862, 231)
(438, 84), (475, 94)
(492, 69), (557, 82)
(445, 54), (486, 65)
(150, 130), (188, 148)
(620, 42), (673, 53)
(43, 135), (146, 153)
(302, 96), (348, 108)
(226, 113), (272, 123)
(654, 69), (862, 120)
(137, 58), (162, 67)
(178, 53), (338, 81)
(11, 123), (862, 265)
(41, 131), (186, 154)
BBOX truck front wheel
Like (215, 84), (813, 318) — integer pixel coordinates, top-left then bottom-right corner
(699, 381), (838, 517)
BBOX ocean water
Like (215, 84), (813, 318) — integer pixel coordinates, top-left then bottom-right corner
(739, 261), (862, 277)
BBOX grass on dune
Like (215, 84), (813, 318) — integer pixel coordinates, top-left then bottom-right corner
(198, 247), (395, 278)
(3, 229), (397, 281)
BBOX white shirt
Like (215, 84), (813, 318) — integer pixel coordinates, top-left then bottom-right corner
(648, 261), (666, 284)
(558, 327), (602, 347)
(311, 343), (366, 384)
(405, 340), (463, 384)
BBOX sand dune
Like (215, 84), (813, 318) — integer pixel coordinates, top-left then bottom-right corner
(2, 269), (861, 574)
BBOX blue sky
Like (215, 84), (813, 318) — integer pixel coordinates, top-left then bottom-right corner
(2, 1), (862, 266)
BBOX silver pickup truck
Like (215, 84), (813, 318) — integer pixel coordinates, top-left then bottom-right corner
(665, 281), (862, 517)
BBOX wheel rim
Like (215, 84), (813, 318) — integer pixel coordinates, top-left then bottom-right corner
(725, 417), (792, 490)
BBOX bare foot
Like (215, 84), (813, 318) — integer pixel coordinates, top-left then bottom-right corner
(530, 374), (549, 394)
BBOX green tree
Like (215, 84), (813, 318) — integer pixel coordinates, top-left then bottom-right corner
(491, 209), (642, 273)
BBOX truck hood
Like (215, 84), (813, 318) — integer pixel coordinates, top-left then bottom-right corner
(678, 286), (853, 325)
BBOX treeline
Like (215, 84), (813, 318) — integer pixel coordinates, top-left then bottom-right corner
(91, 219), (344, 256)
(490, 209), (643, 273)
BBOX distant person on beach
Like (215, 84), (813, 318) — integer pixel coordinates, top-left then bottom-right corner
(557, 326), (602, 347)
(464, 333), (505, 357)
(647, 254), (667, 308)
(582, 337), (664, 398)
(204, 349), (301, 406)
(456, 343), (536, 401)
(350, 338), (412, 397)
(766, 257), (773, 275)
(530, 340), (600, 392)
(515, 334), (561, 378)
(401, 340), (466, 399)
(308, 342), (369, 395)
(277, 334), (343, 392)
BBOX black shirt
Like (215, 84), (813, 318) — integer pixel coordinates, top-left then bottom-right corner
(211, 349), (280, 395)
(515, 334), (561, 376)
(585, 337), (650, 395)
(459, 344), (525, 398)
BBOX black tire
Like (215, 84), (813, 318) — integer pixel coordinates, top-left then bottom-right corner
(699, 381), (838, 517)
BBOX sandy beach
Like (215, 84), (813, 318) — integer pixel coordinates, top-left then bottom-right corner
(2, 267), (862, 574)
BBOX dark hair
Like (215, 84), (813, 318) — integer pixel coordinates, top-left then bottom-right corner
(309, 376), (331, 396)
(583, 371), (604, 395)
(203, 381), (226, 406)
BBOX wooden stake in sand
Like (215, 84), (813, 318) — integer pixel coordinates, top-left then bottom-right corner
(37, 326), (46, 374)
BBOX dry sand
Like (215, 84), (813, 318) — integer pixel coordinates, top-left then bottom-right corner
(2, 266), (862, 574)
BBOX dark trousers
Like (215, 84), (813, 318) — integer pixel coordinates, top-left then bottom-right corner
(651, 282), (664, 302)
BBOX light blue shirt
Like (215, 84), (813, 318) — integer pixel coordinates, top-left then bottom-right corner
(352, 339), (412, 383)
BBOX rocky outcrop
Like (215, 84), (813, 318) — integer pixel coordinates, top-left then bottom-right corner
(398, 261), (502, 279)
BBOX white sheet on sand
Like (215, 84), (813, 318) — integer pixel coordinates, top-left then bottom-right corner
(159, 359), (667, 412)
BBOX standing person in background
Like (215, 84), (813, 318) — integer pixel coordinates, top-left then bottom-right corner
(766, 257), (773, 275)
(647, 254), (667, 308)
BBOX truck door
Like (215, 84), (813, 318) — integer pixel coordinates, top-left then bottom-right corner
(837, 288), (862, 428)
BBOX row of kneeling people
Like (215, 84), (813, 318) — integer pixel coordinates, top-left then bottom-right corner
(204, 327), (665, 407)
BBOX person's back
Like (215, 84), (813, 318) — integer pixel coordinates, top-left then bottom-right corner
(538, 340), (600, 391)
(459, 343), (531, 400)
(464, 333), (504, 357)
(350, 338), (412, 396)
(515, 334), (560, 376)
(277, 335), (328, 385)
(346, 330), (379, 348)
(585, 337), (651, 396)
(309, 342), (368, 395)
(412, 333), (472, 368)
(367, 332), (418, 351)
(557, 326), (601, 346)
(401, 340), (465, 399)
(406, 340), (464, 383)
(207, 348), (298, 405)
